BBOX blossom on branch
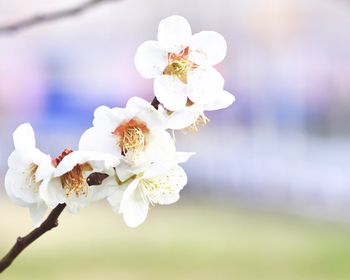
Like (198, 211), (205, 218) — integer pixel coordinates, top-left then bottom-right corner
(134, 15), (235, 128)
(40, 150), (119, 213)
(79, 97), (175, 169)
(0, 13), (239, 274)
(5, 123), (52, 226)
(108, 152), (193, 227)
(3, 15), (235, 231)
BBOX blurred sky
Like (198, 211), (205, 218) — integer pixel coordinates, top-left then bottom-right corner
(0, 0), (350, 220)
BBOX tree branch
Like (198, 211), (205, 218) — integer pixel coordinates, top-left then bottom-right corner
(0, 203), (66, 273)
(0, 0), (119, 35)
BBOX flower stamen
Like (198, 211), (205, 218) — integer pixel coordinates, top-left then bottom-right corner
(139, 178), (173, 206)
(122, 127), (145, 155)
(113, 119), (149, 163)
(163, 47), (197, 84)
(163, 59), (191, 84)
(60, 163), (92, 197)
(183, 114), (210, 133)
(28, 163), (38, 184)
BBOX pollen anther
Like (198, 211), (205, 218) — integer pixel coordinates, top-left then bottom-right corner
(61, 164), (91, 197)
(183, 114), (210, 132)
(113, 119), (149, 163)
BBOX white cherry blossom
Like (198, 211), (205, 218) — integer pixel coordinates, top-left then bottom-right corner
(134, 15), (233, 112)
(39, 149), (119, 213)
(107, 152), (193, 228)
(79, 97), (175, 169)
(4, 123), (52, 226)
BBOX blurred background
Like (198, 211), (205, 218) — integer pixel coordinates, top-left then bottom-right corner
(1, 0), (350, 279)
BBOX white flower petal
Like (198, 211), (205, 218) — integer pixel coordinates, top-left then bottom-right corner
(88, 176), (117, 202)
(189, 31), (227, 66)
(126, 96), (153, 111)
(158, 15), (192, 53)
(66, 199), (83, 214)
(79, 127), (120, 155)
(132, 99), (167, 129)
(13, 123), (35, 150)
(145, 165), (187, 205)
(35, 154), (55, 181)
(142, 162), (174, 179)
(204, 90), (236, 111)
(154, 75), (188, 111)
(8, 148), (48, 172)
(107, 185), (125, 213)
(39, 178), (65, 209)
(187, 67), (224, 104)
(120, 179), (149, 228)
(5, 169), (40, 204)
(54, 151), (88, 177)
(166, 109), (198, 129)
(139, 152), (194, 179)
(93, 105), (124, 131)
(29, 203), (48, 227)
(7, 149), (33, 170)
(4, 169), (30, 207)
(54, 151), (119, 177)
(134, 40), (168, 78)
(145, 129), (176, 163)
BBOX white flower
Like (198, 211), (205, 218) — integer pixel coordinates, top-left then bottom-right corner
(134, 15), (232, 112)
(107, 152), (193, 228)
(79, 97), (175, 169)
(39, 150), (119, 213)
(4, 123), (53, 226)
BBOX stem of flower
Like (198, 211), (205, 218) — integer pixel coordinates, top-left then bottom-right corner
(0, 203), (66, 273)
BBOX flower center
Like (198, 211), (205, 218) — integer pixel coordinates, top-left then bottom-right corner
(28, 163), (38, 185)
(113, 119), (149, 162)
(60, 163), (92, 197)
(163, 47), (197, 84)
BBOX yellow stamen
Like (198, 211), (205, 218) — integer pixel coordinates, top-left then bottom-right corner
(163, 59), (192, 84)
(183, 114), (210, 133)
(61, 163), (92, 197)
(28, 163), (38, 184)
(163, 46), (197, 84)
(121, 127), (145, 156)
(113, 119), (149, 163)
(139, 178), (173, 206)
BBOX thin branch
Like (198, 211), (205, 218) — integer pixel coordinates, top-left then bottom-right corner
(0, 0), (119, 35)
(0, 203), (66, 273)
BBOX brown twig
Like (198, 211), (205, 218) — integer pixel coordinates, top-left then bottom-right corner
(0, 0), (119, 35)
(0, 203), (66, 273)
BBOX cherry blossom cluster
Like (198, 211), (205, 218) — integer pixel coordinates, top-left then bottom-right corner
(4, 15), (235, 228)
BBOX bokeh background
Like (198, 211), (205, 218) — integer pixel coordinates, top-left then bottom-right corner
(1, 0), (350, 279)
